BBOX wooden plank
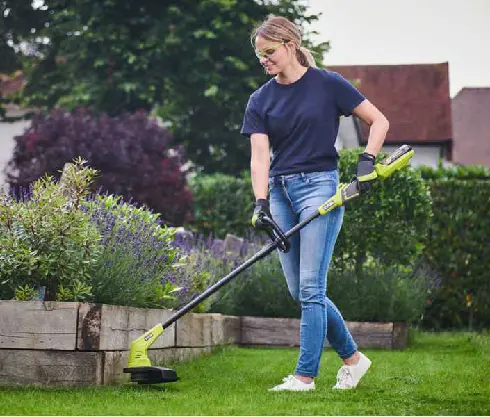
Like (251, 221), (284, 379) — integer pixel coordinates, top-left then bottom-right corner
(77, 304), (175, 351)
(392, 322), (409, 349)
(0, 349), (102, 386)
(240, 317), (396, 349)
(0, 300), (79, 350)
(175, 313), (213, 347)
(344, 321), (394, 349)
(175, 313), (241, 347)
(240, 316), (300, 346)
(212, 314), (241, 346)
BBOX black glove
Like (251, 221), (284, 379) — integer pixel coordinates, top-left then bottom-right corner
(251, 198), (272, 229)
(356, 152), (377, 193)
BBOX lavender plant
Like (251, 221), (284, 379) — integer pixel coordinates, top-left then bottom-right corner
(82, 194), (193, 308)
(171, 231), (300, 317)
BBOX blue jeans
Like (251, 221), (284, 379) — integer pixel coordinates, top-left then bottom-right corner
(269, 170), (358, 378)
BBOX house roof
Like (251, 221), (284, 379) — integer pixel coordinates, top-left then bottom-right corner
(327, 63), (452, 145)
(451, 87), (490, 167)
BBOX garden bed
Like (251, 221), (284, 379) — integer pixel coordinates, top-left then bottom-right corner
(0, 300), (408, 386)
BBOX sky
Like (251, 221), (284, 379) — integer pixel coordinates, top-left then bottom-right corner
(306, 0), (490, 97)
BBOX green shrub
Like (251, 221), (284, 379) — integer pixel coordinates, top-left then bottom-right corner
(335, 148), (432, 273)
(186, 172), (253, 239)
(417, 162), (490, 180)
(0, 159), (101, 301)
(328, 259), (432, 323)
(417, 166), (490, 329)
(208, 249), (301, 319)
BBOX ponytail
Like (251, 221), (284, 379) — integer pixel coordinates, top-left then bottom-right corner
(296, 46), (317, 68)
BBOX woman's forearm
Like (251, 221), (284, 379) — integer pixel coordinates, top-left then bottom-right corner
(250, 134), (271, 200)
(364, 116), (390, 157)
(251, 157), (270, 200)
(353, 100), (390, 158)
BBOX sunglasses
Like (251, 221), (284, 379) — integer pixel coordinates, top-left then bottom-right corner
(254, 41), (286, 59)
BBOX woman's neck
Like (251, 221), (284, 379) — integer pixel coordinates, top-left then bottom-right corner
(276, 62), (308, 85)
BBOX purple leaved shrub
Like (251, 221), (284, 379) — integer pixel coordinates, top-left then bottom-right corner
(6, 107), (193, 226)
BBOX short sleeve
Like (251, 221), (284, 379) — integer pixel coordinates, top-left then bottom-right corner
(330, 71), (365, 117)
(240, 95), (267, 137)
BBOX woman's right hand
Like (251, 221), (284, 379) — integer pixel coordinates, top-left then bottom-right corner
(251, 198), (272, 228)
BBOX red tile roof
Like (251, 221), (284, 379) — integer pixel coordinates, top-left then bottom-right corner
(327, 63), (452, 145)
(451, 88), (490, 167)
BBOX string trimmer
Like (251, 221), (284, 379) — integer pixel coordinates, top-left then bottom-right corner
(123, 144), (415, 384)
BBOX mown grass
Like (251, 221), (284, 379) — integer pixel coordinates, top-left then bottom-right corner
(1, 331), (489, 415)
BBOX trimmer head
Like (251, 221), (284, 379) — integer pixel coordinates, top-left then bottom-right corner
(123, 366), (178, 384)
(124, 323), (178, 384)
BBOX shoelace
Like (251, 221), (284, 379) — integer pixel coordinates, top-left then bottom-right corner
(336, 366), (353, 386)
(282, 375), (294, 383)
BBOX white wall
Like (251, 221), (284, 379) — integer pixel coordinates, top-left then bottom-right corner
(335, 116), (360, 150)
(0, 119), (31, 190)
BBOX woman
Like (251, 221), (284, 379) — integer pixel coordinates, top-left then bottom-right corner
(241, 16), (389, 392)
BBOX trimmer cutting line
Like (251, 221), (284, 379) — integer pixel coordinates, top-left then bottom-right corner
(123, 144), (415, 384)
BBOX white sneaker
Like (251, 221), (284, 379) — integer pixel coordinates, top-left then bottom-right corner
(333, 352), (372, 389)
(269, 375), (315, 392)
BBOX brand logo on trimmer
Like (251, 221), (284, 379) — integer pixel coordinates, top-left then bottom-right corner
(144, 333), (153, 341)
(321, 201), (334, 211)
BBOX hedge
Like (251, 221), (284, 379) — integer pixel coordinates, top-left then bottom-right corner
(418, 164), (490, 329)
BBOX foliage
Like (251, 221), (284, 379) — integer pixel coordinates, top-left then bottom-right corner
(1, 158), (198, 309)
(214, 254), (433, 322)
(0, 158), (101, 301)
(82, 194), (189, 309)
(205, 243), (301, 319)
(5, 0), (328, 174)
(335, 148), (432, 273)
(417, 161), (490, 180)
(420, 177), (490, 330)
(172, 231), (429, 322)
(186, 172), (254, 239)
(171, 232), (255, 314)
(327, 260), (434, 323)
(0, 1), (45, 119)
(5, 107), (193, 226)
(13, 284), (39, 301)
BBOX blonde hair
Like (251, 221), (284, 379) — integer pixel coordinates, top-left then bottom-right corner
(251, 15), (317, 68)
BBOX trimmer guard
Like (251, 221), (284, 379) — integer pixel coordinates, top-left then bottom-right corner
(123, 366), (179, 384)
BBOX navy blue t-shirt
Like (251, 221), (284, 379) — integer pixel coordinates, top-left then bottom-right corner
(240, 67), (365, 177)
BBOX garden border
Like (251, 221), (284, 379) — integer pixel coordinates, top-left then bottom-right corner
(0, 301), (407, 386)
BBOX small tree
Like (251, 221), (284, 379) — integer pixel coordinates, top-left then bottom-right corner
(5, 107), (193, 225)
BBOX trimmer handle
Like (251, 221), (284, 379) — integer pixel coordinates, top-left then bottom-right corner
(258, 214), (291, 253)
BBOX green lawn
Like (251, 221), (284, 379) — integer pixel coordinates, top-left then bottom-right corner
(1, 331), (489, 415)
